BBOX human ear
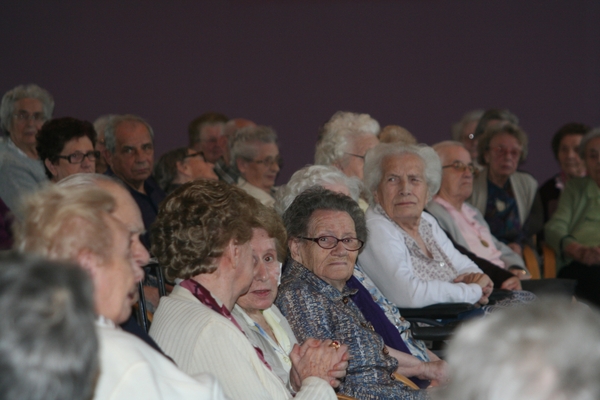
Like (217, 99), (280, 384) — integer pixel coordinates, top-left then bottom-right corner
(44, 159), (59, 179)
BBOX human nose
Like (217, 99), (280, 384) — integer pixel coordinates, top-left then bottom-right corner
(132, 238), (150, 268)
(254, 260), (269, 281)
(331, 240), (348, 255)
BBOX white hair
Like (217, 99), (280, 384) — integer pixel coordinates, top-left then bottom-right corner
(435, 298), (600, 400)
(1, 84), (54, 133)
(274, 165), (362, 215)
(579, 127), (600, 159)
(363, 143), (441, 205)
(315, 111), (380, 166)
(104, 114), (154, 154)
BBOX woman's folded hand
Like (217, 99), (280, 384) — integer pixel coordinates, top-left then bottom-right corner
(289, 338), (349, 391)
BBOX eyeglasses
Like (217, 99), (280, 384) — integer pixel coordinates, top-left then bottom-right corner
(13, 111), (46, 123)
(491, 146), (521, 159)
(250, 156), (282, 168)
(184, 151), (206, 161)
(345, 152), (365, 160)
(298, 236), (364, 251)
(56, 150), (100, 164)
(442, 161), (477, 174)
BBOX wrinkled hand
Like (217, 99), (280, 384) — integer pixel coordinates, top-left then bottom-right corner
(566, 242), (600, 266)
(416, 360), (448, 383)
(500, 276), (522, 291)
(454, 273), (493, 305)
(289, 338), (349, 391)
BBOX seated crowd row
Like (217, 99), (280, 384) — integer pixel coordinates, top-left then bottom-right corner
(1, 83), (600, 400)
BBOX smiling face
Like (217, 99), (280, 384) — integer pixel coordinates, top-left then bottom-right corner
(437, 145), (474, 204)
(485, 133), (522, 182)
(584, 137), (600, 187)
(46, 136), (96, 182)
(236, 228), (280, 313)
(375, 153), (429, 227)
(558, 134), (585, 178)
(10, 98), (46, 155)
(290, 210), (357, 291)
(238, 142), (280, 192)
(108, 121), (154, 192)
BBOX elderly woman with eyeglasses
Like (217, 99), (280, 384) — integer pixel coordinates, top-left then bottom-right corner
(426, 141), (529, 287)
(35, 117), (98, 183)
(358, 143), (535, 310)
(277, 186), (447, 400)
(0, 84), (54, 218)
(468, 122), (542, 256)
(230, 125), (281, 207)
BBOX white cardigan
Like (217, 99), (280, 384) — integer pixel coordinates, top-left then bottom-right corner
(149, 285), (335, 400)
(358, 208), (483, 308)
(94, 317), (225, 400)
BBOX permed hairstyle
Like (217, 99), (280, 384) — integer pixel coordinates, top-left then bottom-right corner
(103, 114), (154, 154)
(363, 143), (442, 205)
(14, 184), (116, 262)
(550, 122), (590, 160)
(282, 186), (367, 252)
(0, 84), (54, 133)
(0, 253), (98, 400)
(472, 108), (519, 140)
(274, 164), (362, 216)
(151, 180), (262, 280)
(315, 111), (380, 167)
(36, 117), (97, 179)
(476, 121), (529, 166)
(436, 298), (600, 400)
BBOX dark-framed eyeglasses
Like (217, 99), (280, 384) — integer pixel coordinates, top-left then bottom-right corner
(13, 111), (46, 123)
(345, 152), (365, 160)
(298, 236), (364, 251)
(56, 150), (100, 164)
(250, 156), (283, 168)
(442, 161), (477, 174)
(184, 151), (206, 161)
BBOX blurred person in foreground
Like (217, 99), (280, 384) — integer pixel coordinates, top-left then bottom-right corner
(0, 253), (98, 400)
(435, 298), (600, 400)
(14, 183), (226, 399)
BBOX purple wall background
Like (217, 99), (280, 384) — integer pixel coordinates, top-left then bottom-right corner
(2, 0), (599, 185)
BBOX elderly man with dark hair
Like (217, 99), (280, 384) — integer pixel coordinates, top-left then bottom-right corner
(36, 117), (98, 182)
(14, 183), (226, 400)
(154, 147), (217, 194)
(188, 112), (229, 164)
(103, 114), (165, 249)
(0, 84), (54, 218)
(0, 253), (99, 400)
(231, 125), (281, 207)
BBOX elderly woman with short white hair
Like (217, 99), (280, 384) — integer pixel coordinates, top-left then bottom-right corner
(358, 143), (534, 310)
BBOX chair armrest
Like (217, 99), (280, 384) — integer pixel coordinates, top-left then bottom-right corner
(337, 394), (358, 400)
(392, 373), (420, 390)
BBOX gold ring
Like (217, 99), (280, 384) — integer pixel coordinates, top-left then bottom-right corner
(329, 340), (341, 350)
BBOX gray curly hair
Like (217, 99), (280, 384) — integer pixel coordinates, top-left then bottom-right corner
(274, 165), (362, 215)
(363, 143), (442, 205)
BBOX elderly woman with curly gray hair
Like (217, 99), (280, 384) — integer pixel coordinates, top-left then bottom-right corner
(357, 143), (535, 310)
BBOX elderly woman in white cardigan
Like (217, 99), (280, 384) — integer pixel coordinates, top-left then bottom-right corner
(358, 143), (534, 310)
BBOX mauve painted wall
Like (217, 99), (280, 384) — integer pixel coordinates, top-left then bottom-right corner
(2, 0), (599, 185)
